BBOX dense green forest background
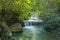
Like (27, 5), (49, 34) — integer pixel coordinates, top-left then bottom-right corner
(0, 0), (60, 40)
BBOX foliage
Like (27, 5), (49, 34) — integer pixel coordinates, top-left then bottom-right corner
(31, 0), (60, 31)
(0, 0), (32, 40)
(37, 0), (60, 39)
(0, 0), (60, 40)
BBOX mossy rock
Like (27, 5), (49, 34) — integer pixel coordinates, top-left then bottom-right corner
(9, 23), (22, 32)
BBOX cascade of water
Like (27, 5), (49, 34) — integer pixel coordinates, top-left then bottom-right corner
(23, 11), (45, 40)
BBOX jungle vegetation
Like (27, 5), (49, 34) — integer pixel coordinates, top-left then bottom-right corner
(0, 0), (60, 40)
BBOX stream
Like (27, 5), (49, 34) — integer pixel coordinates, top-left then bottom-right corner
(9, 11), (57, 40)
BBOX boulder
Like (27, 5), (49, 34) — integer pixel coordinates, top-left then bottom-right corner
(9, 23), (22, 32)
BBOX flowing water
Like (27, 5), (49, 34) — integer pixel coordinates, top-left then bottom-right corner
(22, 20), (46, 40)
(8, 11), (57, 40)
(22, 11), (46, 40)
(10, 11), (46, 40)
(21, 11), (57, 40)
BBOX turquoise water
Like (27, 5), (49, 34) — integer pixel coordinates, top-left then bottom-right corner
(9, 32), (23, 40)
(9, 27), (57, 40)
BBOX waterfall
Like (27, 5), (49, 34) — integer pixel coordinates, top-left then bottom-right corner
(23, 11), (45, 40)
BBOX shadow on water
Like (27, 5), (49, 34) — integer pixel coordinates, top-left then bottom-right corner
(9, 31), (23, 40)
